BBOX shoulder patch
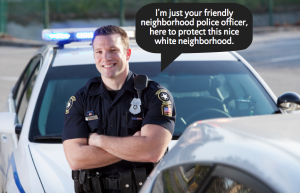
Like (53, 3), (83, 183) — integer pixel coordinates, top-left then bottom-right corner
(65, 96), (76, 114)
(156, 89), (171, 104)
(162, 105), (172, 117)
(155, 89), (172, 117)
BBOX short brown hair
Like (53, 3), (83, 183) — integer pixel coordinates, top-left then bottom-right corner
(92, 25), (129, 50)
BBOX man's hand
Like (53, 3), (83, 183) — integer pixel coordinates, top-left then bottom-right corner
(133, 131), (141, 137)
(89, 133), (100, 146)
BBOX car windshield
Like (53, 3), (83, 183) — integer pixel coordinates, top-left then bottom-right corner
(29, 61), (279, 142)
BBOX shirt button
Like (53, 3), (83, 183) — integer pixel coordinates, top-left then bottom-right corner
(111, 125), (114, 128)
(111, 106), (114, 109)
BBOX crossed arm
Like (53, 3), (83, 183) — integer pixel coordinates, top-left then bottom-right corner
(63, 124), (172, 170)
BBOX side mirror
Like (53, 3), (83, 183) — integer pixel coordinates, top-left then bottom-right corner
(0, 112), (18, 134)
(277, 92), (300, 111)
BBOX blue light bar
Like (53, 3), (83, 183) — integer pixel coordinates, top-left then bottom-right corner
(47, 33), (70, 40)
(42, 27), (135, 41)
(42, 29), (73, 41)
(76, 32), (94, 39)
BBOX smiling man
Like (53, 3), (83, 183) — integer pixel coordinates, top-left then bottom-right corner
(62, 25), (176, 193)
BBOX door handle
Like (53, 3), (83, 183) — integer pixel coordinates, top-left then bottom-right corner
(1, 134), (8, 143)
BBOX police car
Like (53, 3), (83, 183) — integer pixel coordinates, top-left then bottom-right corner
(140, 113), (300, 193)
(0, 27), (299, 192)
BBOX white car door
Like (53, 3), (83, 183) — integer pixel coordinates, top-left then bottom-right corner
(0, 55), (41, 192)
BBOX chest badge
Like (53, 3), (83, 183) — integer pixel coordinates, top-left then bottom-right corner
(129, 98), (141, 115)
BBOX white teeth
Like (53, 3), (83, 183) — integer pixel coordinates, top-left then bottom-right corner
(103, 64), (115, 68)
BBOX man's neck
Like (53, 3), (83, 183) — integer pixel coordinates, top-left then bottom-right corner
(102, 69), (129, 91)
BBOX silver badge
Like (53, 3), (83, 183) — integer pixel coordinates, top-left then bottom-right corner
(129, 98), (141, 115)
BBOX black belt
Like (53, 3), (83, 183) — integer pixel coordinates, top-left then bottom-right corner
(102, 168), (147, 192)
(103, 177), (120, 190)
(89, 168), (147, 193)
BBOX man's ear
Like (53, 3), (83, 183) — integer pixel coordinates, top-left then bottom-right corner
(126, 48), (132, 61)
(92, 43), (95, 59)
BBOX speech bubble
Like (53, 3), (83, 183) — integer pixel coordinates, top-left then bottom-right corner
(136, 3), (253, 71)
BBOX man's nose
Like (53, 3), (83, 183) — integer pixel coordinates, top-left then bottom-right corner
(103, 51), (111, 60)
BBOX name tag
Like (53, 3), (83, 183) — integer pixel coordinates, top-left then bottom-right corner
(85, 115), (99, 121)
(132, 117), (143, 120)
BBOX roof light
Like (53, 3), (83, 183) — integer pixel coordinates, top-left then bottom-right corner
(48, 33), (70, 40)
(76, 32), (94, 39)
(42, 27), (135, 41)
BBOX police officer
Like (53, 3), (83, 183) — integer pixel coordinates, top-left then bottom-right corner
(63, 25), (176, 193)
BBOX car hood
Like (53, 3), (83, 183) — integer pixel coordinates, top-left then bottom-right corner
(169, 139), (177, 150)
(29, 143), (73, 193)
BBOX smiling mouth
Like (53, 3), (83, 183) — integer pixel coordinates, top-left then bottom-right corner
(102, 64), (116, 68)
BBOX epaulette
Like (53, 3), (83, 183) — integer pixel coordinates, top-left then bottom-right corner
(77, 76), (101, 95)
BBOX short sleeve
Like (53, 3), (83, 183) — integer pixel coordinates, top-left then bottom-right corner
(142, 85), (176, 135)
(62, 94), (90, 142)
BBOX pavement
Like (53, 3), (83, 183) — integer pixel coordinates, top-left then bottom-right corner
(1, 26), (300, 47)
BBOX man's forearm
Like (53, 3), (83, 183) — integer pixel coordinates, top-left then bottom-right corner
(63, 139), (122, 170)
(76, 144), (122, 169)
(89, 125), (171, 163)
(98, 135), (153, 162)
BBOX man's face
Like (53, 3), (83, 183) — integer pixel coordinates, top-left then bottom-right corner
(93, 34), (131, 79)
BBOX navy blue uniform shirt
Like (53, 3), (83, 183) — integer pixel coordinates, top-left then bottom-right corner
(63, 71), (176, 176)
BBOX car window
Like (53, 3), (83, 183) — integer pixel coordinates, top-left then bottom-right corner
(29, 61), (279, 142)
(17, 59), (41, 124)
(151, 164), (212, 193)
(14, 56), (41, 107)
(29, 65), (99, 141)
(131, 61), (279, 135)
(204, 176), (256, 193)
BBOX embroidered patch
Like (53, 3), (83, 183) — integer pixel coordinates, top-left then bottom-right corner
(65, 96), (76, 114)
(156, 89), (172, 116)
(155, 89), (171, 105)
(162, 105), (172, 117)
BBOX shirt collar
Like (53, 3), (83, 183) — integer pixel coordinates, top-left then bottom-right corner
(86, 71), (136, 96)
(122, 71), (136, 94)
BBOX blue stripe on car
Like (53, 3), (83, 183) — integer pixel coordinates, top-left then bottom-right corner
(10, 153), (25, 193)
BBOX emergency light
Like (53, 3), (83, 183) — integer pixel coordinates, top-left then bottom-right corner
(42, 27), (135, 41)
